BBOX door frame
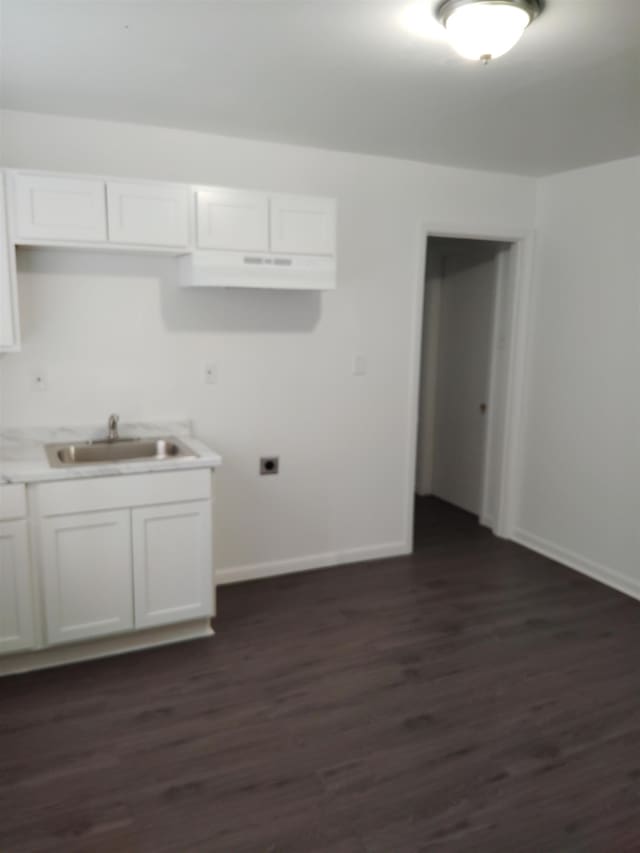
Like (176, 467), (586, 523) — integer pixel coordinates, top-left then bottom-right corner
(404, 221), (536, 547)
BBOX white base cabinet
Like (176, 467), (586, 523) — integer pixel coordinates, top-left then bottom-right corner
(0, 469), (216, 672)
(132, 501), (213, 628)
(0, 520), (35, 654)
(35, 470), (214, 647)
(40, 509), (133, 645)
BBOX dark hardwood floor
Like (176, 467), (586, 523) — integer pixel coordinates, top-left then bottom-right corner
(3, 497), (640, 852)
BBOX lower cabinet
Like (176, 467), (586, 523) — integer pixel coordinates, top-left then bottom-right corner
(35, 470), (214, 648)
(132, 501), (213, 629)
(0, 471), (216, 671)
(0, 520), (35, 653)
(40, 510), (133, 645)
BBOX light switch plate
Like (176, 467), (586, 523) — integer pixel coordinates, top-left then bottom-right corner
(352, 354), (367, 376)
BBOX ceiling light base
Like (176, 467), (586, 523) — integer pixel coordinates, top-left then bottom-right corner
(437, 0), (543, 26)
(437, 0), (542, 62)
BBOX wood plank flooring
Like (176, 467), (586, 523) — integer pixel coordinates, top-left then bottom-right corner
(2, 497), (640, 852)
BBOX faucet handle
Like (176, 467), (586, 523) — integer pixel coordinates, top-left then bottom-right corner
(107, 413), (120, 440)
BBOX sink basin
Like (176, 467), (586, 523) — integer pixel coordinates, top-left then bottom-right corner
(45, 437), (197, 468)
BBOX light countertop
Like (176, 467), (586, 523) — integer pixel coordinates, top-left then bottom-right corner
(0, 421), (222, 485)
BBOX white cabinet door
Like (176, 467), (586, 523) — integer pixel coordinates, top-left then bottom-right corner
(270, 194), (336, 256)
(132, 501), (213, 629)
(196, 188), (269, 251)
(41, 510), (133, 645)
(0, 174), (20, 351)
(0, 521), (35, 654)
(12, 173), (107, 242)
(107, 181), (189, 247)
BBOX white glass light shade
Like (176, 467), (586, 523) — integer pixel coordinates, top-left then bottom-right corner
(444, 2), (532, 61)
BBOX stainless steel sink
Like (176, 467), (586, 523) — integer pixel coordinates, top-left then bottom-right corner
(45, 437), (197, 468)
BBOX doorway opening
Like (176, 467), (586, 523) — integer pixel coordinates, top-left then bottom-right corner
(413, 235), (518, 543)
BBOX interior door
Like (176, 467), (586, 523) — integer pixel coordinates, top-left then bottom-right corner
(432, 250), (496, 514)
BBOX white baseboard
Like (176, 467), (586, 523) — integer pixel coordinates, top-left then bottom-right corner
(218, 528), (639, 607)
(216, 540), (409, 586)
(513, 528), (640, 603)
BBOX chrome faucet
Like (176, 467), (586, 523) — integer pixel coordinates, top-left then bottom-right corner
(107, 413), (120, 442)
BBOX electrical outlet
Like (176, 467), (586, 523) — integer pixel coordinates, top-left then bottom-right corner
(260, 456), (279, 475)
(203, 362), (217, 385)
(31, 370), (48, 392)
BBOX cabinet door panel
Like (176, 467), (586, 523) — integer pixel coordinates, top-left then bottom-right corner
(13, 173), (107, 242)
(0, 174), (20, 350)
(196, 188), (269, 251)
(270, 195), (335, 256)
(132, 501), (213, 629)
(0, 484), (27, 522)
(107, 181), (189, 247)
(41, 510), (133, 645)
(0, 521), (35, 654)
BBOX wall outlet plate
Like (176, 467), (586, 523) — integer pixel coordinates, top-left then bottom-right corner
(203, 362), (217, 385)
(31, 370), (48, 391)
(260, 456), (279, 475)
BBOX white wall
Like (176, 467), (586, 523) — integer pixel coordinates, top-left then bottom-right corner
(515, 156), (640, 597)
(0, 110), (536, 582)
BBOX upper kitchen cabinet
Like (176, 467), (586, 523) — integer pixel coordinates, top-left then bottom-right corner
(181, 186), (337, 289)
(0, 173), (20, 351)
(5, 170), (337, 291)
(195, 187), (269, 252)
(107, 181), (189, 248)
(12, 172), (107, 243)
(270, 194), (336, 256)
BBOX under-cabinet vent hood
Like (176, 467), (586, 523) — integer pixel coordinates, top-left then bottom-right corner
(177, 250), (336, 291)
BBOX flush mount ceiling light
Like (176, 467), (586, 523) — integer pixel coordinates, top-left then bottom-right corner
(437, 0), (542, 63)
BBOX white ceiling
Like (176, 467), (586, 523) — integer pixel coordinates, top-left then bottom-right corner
(1, 0), (639, 176)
